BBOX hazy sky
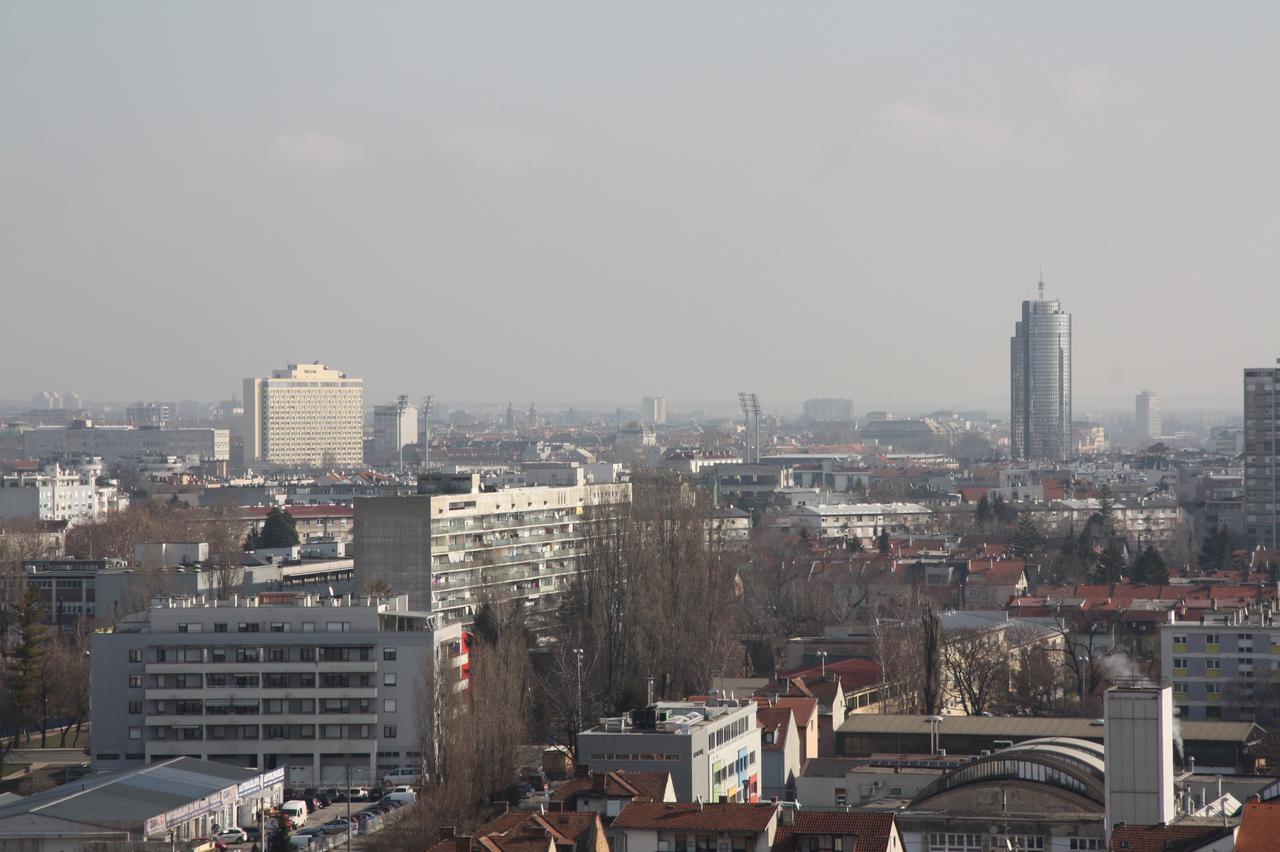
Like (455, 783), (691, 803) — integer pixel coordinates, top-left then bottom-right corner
(3, 3), (1278, 413)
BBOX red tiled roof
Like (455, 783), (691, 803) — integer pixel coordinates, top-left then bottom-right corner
(1108, 822), (1232, 852)
(550, 770), (671, 804)
(783, 657), (881, 693)
(612, 803), (777, 832)
(772, 812), (896, 852)
(759, 696), (817, 729)
(967, 558), (1027, 585)
(756, 706), (793, 751)
(1235, 801), (1280, 852)
(427, 811), (604, 852)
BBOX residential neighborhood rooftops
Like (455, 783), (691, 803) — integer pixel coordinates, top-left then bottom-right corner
(611, 802), (777, 832)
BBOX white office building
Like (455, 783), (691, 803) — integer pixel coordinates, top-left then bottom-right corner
(90, 592), (467, 787)
(371, 402), (419, 469)
(242, 363), (363, 469)
(0, 462), (125, 524)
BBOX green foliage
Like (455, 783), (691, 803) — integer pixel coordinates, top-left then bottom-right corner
(1198, 528), (1233, 572)
(1012, 513), (1043, 558)
(267, 816), (290, 852)
(975, 494), (992, 528)
(1132, 545), (1169, 585)
(1091, 538), (1127, 584)
(1269, 562), (1280, 584)
(6, 586), (48, 746)
(992, 494), (1016, 525)
(846, 534), (864, 553)
(257, 507), (300, 549)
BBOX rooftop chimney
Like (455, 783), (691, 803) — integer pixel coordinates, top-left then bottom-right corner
(1104, 684), (1175, 835)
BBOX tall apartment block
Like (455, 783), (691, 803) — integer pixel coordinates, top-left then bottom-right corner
(1011, 286), (1072, 461)
(802, 398), (854, 423)
(90, 592), (466, 786)
(354, 473), (631, 623)
(1160, 611), (1278, 722)
(1245, 364), (1280, 549)
(641, 396), (667, 425)
(1135, 391), (1162, 442)
(371, 402), (419, 469)
(242, 363), (363, 469)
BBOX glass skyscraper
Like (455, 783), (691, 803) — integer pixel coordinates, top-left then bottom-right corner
(1011, 287), (1072, 461)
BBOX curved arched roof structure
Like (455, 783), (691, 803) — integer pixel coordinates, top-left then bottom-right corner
(911, 736), (1106, 808)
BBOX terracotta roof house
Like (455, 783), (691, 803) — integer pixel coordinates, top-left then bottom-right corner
(551, 770), (675, 822)
(756, 704), (800, 801)
(427, 811), (609, 852)
(1108, 822), (1235, 852)
(612, 802), (779, 852)
(1234, 799), (1280, 852)
(771, 810), (902, 852)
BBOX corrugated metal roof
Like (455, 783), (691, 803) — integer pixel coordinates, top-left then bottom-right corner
(836, 714), (1259, 743)
(0, 757), (258, 833)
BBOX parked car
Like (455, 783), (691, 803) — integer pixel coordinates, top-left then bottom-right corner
(381, 767), (421, 788)
(240, 827), (262, 843)
(214, 828), (248, 844)
(319, 820), (349, 836)
(346, 786), (369, 801)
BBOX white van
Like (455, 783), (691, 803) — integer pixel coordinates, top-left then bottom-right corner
(381, 767), (421, 787)
(280, 800), (308, 827)
(382, 787), (417, 804)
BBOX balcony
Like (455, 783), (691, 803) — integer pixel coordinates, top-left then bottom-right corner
(1206, 643), (1221, 654)
(147, 687), (377, 701)
(1205, 669), (1221, 679)
(1173, 668), (1189, 678)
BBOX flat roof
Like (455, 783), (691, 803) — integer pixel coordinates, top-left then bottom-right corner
(0, 757), (258, 836)
(836, 714), (1260, 743)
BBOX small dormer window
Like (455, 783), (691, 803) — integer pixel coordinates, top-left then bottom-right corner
(764, 731), (774, 744)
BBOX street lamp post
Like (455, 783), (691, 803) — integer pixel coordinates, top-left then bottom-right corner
(573, 648), (584, 747)
(816, 650), (828, 678)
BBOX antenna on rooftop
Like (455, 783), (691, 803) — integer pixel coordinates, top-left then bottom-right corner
(1037, 269), (1045, 301)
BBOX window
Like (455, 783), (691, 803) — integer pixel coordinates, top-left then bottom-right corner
(300, 647), (316, 662)
(238, 622), (260, 633)
(268, 648), (287, 663)
(383, 725), (397, 738)
(327, 622), (351, 632)
(1172, 634), (1188, 645)
(1172, 658), (1187, 669)
(1205, 633), (1220, 645)
(129, 701), (142, 714)
(383, 673), (397, 687)
(128, 649), (143, 663)
(1206, 659), (1221, 670)
(383, 699), (397, 713)
(1207, 683), (1222, 694)
(128, 726), (142, 740)
(128, 675), (142, 688)
(383, 647), (397, 661)
(270, 622), (290, 633)
(303, 622), (315, 632)
(214, 623), (228, 633)
(1069, 840), (1102, 851)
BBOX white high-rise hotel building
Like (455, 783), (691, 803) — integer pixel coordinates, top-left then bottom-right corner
(243, 363), (363, 468)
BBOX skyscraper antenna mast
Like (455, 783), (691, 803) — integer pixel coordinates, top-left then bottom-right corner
(1038, 269), (1045, 301)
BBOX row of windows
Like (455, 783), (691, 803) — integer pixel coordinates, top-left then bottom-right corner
(176, 621), (363, 633)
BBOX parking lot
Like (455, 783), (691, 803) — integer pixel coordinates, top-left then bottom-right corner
(220, 794), (405, 851)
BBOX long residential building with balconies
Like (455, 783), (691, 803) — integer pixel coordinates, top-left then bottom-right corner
(1160, 607), (1279, 722)
(354, 472), (632, 624)
(89, 592), (466, 787)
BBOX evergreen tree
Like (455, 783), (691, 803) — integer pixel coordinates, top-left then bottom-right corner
(257, 507), (300, 549)
(877, 528), (891, 555)
(243, 527), (261, 551)
(992, 494), (1016, 525)
(7, 586), (48, 748)
(1012, 514), (1043, 558)
(975, 494), (993, 528)
(1198, 528), (1233, 572)
(1091, 539), (1127, 584)
(268, 816), (290, 852)
(1132, 545), (1168, 585)
(1268, 562), (1280, 584)
(846, 535), (864, 553)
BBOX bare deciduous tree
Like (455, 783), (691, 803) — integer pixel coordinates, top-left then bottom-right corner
(942, 627), (1009, 716)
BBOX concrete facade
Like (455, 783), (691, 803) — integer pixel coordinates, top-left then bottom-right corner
(23, 423), (229, 463)
(578, 701), (762, 803)
(243, 363), (363, 468)
(354, 474), (631, 622)
(90, 592), (466, 787)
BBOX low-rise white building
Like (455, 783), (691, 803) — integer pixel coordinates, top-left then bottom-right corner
(787, 502), (934, 540)
(0, 463), (125, 524)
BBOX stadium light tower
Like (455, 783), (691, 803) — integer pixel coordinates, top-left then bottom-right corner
(738, 392), (761, 464)
(421, 395), (433, 471)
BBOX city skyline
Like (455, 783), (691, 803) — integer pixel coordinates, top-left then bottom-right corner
(4, 4), (1279, 407)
